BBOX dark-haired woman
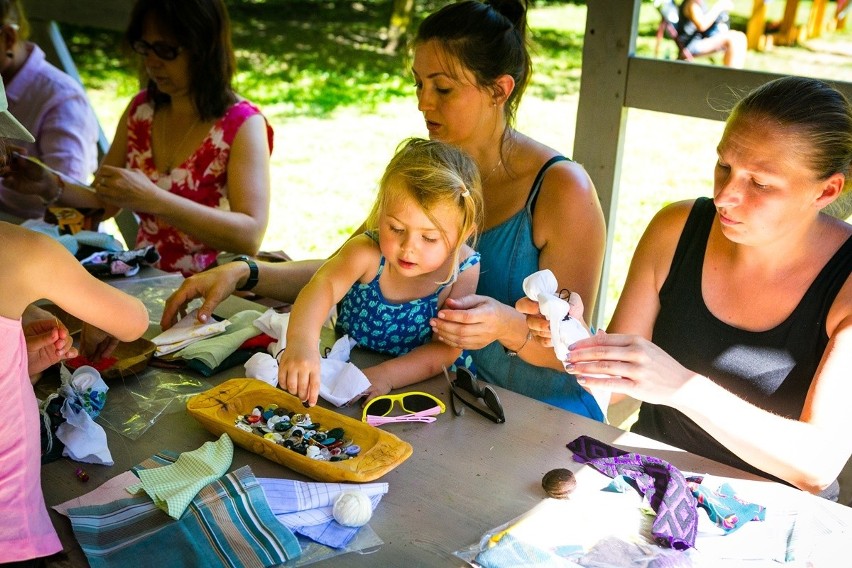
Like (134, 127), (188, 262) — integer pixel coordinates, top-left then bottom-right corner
(417, 0), (607, 419)
(5, 0), (273, 275)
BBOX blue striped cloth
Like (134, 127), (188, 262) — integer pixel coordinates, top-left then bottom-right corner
(66, 465), (301, 568)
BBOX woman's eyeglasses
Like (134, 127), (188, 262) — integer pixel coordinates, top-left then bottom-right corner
(131, 39), (184, 61)
(362, 391), (445, 426)
(443, 367), (505, 424)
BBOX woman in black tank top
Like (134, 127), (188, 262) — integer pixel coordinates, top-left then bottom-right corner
(519, 76), (852, 502)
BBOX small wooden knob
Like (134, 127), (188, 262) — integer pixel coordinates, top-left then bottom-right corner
(542, 468), (576, 499)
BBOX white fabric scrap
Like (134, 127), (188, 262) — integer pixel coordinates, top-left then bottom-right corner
(151, 308), (230, 356)
(245, 352), (280, 387)
(242, 335), (370, 406)
(252, 308), (291, 355)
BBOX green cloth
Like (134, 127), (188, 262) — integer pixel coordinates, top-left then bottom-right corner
(176, 310), (263, 369)
(127, 433), (234, 519)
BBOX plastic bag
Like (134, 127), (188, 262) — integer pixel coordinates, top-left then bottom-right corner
(97, 367), (212, 440)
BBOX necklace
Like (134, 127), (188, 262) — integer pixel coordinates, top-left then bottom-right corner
(161, 109), (200, 174)
(481, 158), (503, 183)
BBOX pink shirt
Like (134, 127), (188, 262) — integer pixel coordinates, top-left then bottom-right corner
(0, 316), (62, 562)
(0, 43), (100, 221)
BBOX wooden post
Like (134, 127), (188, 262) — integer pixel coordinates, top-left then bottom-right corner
(747, 0), (768, 50)
(806, 0), (829, 38)
(774, 0), (802, 45)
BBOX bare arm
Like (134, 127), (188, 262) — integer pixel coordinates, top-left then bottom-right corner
(161, 258), (325, 329)
(684, 0), (732, 32)
(0, 225), (148, 342)
(161, 223), (366, 329)
(513, 159), (606, 368)
(278, 236), (377, 405)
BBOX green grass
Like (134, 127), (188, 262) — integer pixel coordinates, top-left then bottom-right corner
(67, 0), (852, 323)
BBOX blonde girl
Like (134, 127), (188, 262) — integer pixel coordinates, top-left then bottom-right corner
(279, 137), (483, 405)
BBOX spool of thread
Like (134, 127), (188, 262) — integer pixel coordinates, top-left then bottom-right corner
(332, 490), (373, 527)
(542, 468), (576, 499)
(75, 467), (90, 482)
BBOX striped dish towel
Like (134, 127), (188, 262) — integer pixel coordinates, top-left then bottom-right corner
(65, 465), (301, 568)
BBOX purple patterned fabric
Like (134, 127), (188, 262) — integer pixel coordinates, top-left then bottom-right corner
(566, 435), (697, 549)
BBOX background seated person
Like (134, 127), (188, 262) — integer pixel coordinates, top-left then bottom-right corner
(678, 0), (747, 68)
(0, 0), (99, 222)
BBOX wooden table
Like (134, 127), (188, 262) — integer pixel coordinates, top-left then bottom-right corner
(39, 286), (852, 567)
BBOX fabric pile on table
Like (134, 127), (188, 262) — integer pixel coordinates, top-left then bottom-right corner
(80, 245), (160, 277)
(53, 434), (389, 567)
(460, 436), (772, 568)
(22, 218), (123, 259)
(21, 218), (159, 276)
(54, 434), (302, 568)
(151, 308), (274, 376)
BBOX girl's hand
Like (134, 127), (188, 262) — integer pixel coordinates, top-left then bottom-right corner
(277, 343), (321, 406)
(430, 294), (513, 350)
(361, 370), (393, 404)
(24, 318), (77, 377)
(565, 332), (696, 406)
(94, 165), (161, 213)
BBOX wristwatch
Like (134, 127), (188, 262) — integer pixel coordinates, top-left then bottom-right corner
(232, 255), (259, 292)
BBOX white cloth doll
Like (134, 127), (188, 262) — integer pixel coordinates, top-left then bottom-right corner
(522, 269), (610, 419)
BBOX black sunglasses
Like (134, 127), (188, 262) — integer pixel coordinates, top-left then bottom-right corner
(443, 366), (505, 424)
(131, 39), (184, 61)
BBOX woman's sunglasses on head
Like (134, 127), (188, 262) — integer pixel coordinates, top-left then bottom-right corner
(443, 366), (505, 424)
(131, 39), (183, 61)
(362, 391), (445, 426)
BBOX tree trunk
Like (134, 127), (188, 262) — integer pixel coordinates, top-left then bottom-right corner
(385, 0), (415, 54)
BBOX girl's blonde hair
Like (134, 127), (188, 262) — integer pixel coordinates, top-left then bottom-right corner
(366, 137), (484, 284)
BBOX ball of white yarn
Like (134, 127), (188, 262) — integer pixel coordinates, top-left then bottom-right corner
(332, 490), (372, 527)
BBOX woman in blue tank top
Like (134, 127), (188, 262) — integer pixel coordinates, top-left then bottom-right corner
(417, 1), (607, 420)
(520, 76), (852, 501)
